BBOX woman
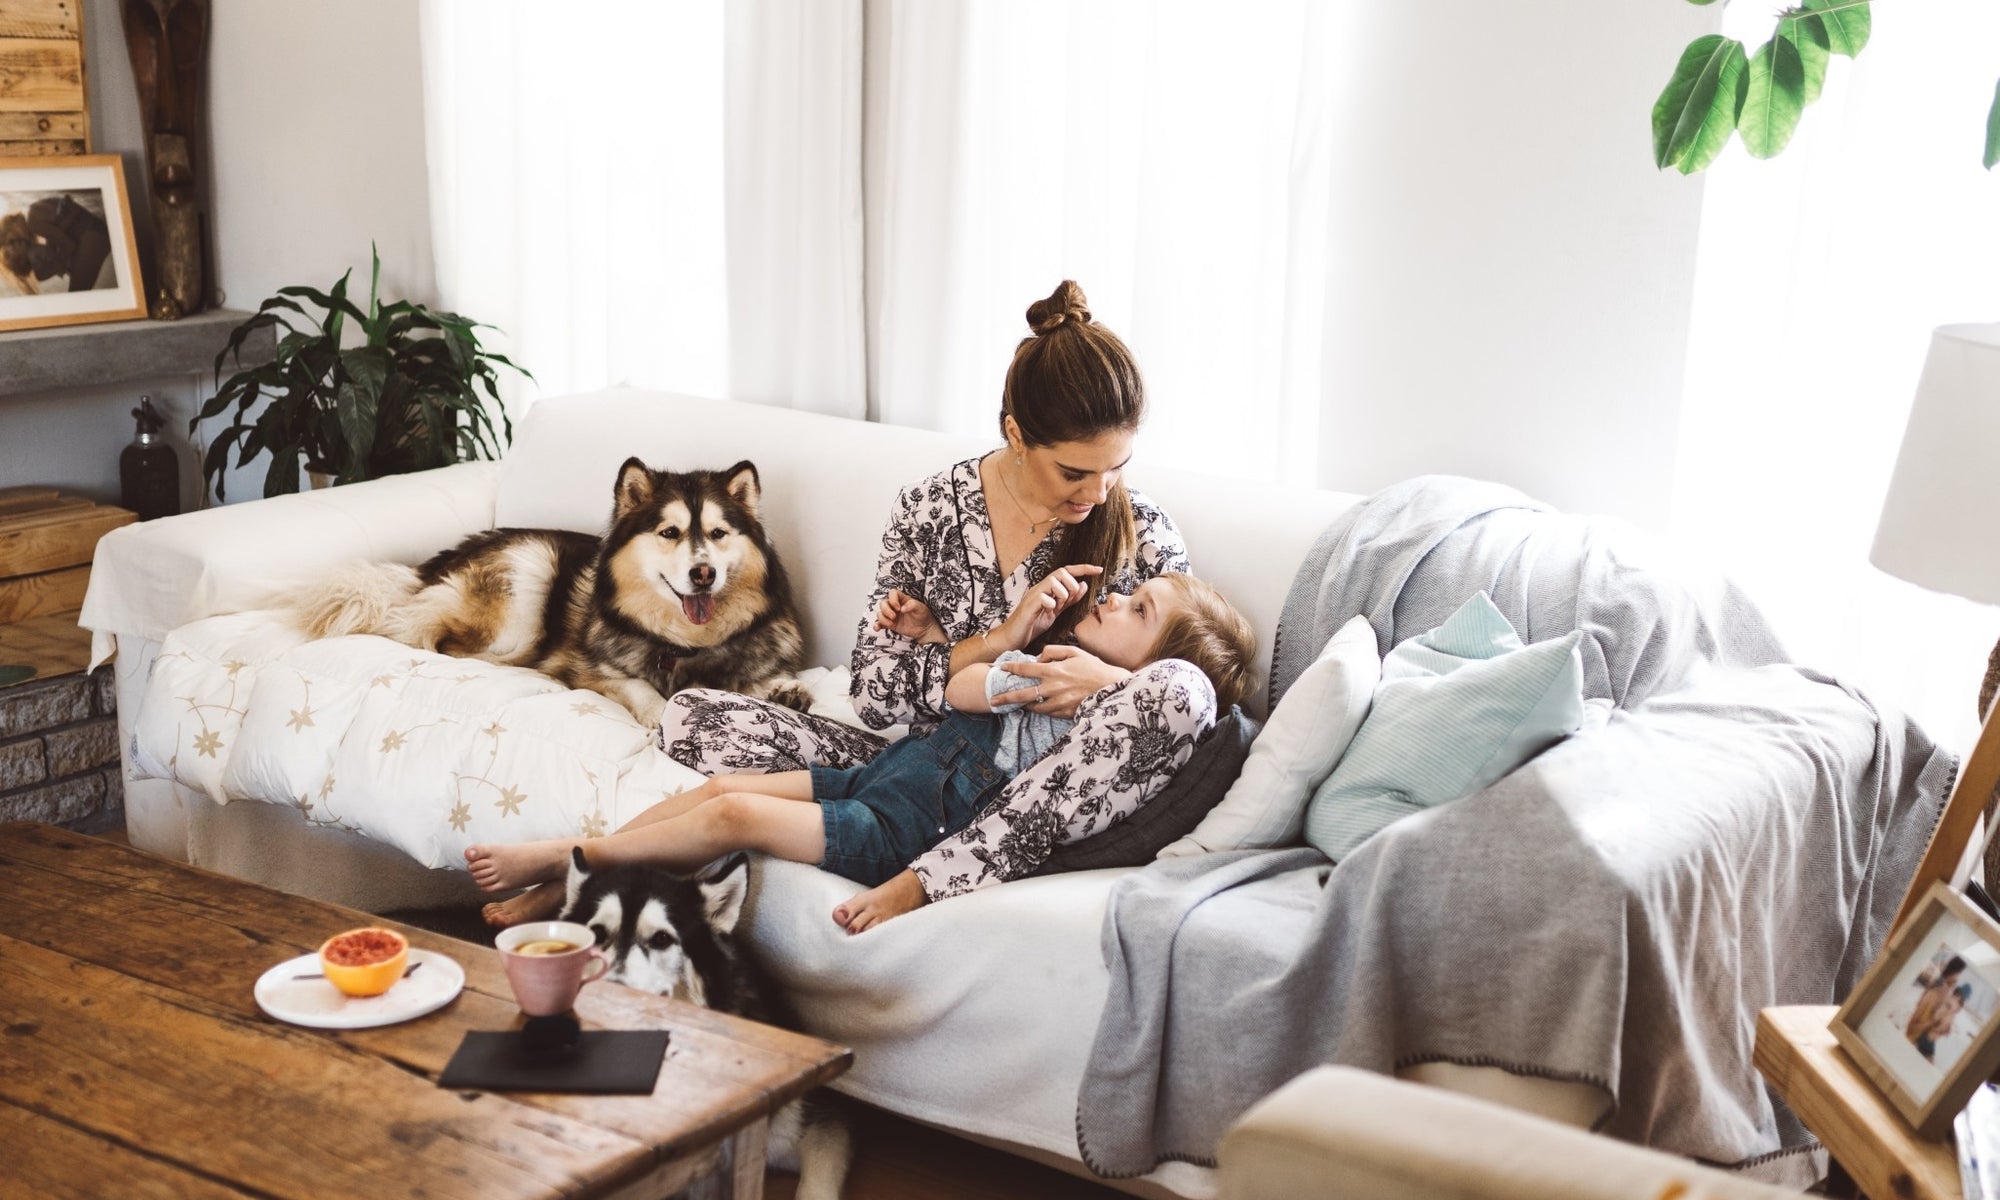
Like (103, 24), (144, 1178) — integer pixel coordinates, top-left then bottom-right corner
(658, 280), (1212, 919)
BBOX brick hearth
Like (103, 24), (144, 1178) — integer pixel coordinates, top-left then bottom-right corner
(0, 666), (121, 833)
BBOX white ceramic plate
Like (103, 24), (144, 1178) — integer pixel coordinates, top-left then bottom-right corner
(254, 947), (466, 1029)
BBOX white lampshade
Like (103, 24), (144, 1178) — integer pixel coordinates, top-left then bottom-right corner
(1871, 323), (2000, 605)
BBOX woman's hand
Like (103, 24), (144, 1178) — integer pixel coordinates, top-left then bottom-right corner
(874, 589), (946, 644)
(996, 564), (1104, 652)
(989, 644), (1131, 719)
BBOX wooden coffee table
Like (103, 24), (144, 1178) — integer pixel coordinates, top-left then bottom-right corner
(0, 822), (851, 1200)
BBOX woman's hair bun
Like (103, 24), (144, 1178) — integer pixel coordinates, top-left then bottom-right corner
(1026, 280), (1092, 335)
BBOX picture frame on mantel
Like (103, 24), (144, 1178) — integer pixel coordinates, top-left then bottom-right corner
(0, 154), (147, 332)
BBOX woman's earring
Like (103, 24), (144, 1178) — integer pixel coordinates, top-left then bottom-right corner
(1015, 455), (1023, 466)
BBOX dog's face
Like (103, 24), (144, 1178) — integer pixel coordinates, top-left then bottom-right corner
(604, 458), (773, 646)
(559, 848), (749, 1005)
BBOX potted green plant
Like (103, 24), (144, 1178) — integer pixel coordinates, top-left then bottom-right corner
(197, 246), (528, 500)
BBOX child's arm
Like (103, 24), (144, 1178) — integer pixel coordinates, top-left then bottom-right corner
(948, 649), (1042, 713)
(946, 662), (996, 713)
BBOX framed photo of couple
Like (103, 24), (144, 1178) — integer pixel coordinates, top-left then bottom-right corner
(1833, 880), (2000, 1138)
(0, 155), (147, 333)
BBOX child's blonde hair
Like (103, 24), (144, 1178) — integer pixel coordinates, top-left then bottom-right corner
(1146, 574), (1257, 712)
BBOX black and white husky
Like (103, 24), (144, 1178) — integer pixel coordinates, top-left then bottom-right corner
(561, 849), (852, 1200)
(288, 457), (813, 725)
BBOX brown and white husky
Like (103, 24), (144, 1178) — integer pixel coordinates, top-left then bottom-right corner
(290, 457), (813, 725)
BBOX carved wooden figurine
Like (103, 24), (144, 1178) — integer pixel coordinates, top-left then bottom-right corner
(121, 0), (209, 320)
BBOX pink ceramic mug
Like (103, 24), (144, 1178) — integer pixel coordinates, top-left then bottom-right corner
(495, 920), (608, 1016)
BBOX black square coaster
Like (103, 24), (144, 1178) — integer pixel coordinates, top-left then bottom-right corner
(436, 1027), (670, 1094)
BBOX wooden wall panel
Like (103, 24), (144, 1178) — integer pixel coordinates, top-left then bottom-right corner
(0, 0), (86, 154)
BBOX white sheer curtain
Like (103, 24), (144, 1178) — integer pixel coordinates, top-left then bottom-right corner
(423, 0), (862, 416)
(1672, 0), (2000, 747)
(865, 0), (1336, 483)
(725, 0), (866, 418)
(420, 0), (728, 404)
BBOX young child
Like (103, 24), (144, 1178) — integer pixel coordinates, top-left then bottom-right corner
(466, 572), (1255, 932)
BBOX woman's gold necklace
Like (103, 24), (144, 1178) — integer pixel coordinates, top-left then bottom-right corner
(995, 456), (1058, 536)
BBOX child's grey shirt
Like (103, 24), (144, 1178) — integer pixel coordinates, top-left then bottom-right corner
(986, 650), (1078, 776)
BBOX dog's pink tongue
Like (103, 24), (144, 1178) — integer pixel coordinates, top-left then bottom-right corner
(683, 593), (715, 625)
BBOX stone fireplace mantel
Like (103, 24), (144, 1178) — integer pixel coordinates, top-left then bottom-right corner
(0, 309), (277, 398)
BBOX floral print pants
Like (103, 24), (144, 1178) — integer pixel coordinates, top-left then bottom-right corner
(658, 659), (1215, 899)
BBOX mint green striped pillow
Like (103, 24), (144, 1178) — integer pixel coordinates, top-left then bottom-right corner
(1302, 592), (1584, 861)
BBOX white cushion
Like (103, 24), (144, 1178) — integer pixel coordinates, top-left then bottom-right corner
(1160, 615), (1380, 858)
(1303, 593), (1585, 861)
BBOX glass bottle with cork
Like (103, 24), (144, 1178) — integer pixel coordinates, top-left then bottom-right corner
(120, 395), (181, 521)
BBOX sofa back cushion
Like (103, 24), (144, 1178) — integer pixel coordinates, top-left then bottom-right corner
(496, 389), (1360, 716)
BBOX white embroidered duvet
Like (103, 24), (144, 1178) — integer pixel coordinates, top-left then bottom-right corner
(129, 610), (861, 870)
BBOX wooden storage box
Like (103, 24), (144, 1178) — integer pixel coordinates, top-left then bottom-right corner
(0, 486), (133, 624)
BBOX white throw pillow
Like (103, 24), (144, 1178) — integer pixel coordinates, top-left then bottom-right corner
(1158, 614), (1380, 857)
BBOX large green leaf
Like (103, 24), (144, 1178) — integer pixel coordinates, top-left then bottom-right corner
(1654, 35), (1750, 173)
(1742, 35), (1807, 159)
(1778, 15), (1831, 106)
(1985, 79), (2000, 169)
(263, 452), (301, 499)
(1802, 0), (1869, 58)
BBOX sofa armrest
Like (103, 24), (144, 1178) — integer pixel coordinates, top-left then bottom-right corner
(1219, 1067), (1801, 1200)
(80, 461), (501, 665)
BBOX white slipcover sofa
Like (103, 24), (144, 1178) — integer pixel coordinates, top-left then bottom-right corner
(83, 389), (1606, 1200)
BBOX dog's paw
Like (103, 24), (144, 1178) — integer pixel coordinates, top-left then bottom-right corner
(627, 693), (670, 729)
(765, 682), (816, 713)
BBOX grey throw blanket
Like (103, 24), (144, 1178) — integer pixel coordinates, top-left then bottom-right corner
(1078, 475), (1955, 1180)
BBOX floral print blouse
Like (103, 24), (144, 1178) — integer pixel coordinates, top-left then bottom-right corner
(848, 454), (1191, 732)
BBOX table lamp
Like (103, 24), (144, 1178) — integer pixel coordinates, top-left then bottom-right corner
(1871, 323), (2000, 932)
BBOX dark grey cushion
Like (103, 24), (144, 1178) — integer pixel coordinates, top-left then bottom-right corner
(1032, 707), (1262, 876)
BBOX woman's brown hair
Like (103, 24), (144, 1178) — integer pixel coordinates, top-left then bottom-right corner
(1004, 279), (1144, 644)
(1146, 574), (1258, 712)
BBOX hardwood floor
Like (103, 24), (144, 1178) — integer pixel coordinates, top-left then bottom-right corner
(763, 1103), (1129, 1200)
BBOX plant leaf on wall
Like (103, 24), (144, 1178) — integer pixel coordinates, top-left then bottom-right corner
(1741, 35), (1806, 159)
(1985, 80), (2000, 170)
(1778, 14), (1831, 106)
(1801, 0), (1870, 59)
(1653, 35), (1750, 174)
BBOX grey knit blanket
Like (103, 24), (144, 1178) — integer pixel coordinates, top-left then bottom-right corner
(1078, 475), (1955, 1180)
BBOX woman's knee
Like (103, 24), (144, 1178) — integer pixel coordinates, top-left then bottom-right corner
(659, 688), (731, 733)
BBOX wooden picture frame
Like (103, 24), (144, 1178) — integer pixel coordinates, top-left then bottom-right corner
(1832, 880), (2000, 1139)
(0, 153), (146, 332)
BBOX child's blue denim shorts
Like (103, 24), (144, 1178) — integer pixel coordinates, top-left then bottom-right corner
(809, 714), (1007, 886)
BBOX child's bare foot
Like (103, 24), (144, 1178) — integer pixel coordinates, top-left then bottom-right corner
(832, 869), (929, 934)
(464, 839), (575, 893)
(481, 882), (567, 928)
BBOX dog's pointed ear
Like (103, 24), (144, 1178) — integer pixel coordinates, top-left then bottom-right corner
(563, 845), (591, 918)
(614, 458), (656, 519)
(723, 461), (761, 519)
(697, 852), (751, 935)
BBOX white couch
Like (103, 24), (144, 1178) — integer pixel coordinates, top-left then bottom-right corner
(83, 388), (1608, 1200)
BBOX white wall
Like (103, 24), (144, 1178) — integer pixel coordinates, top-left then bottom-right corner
(1315, 1), (1721, 532)
(0, 0), (432, 509)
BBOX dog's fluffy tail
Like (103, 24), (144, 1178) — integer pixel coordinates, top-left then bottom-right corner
(283, 562), (426, 642)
